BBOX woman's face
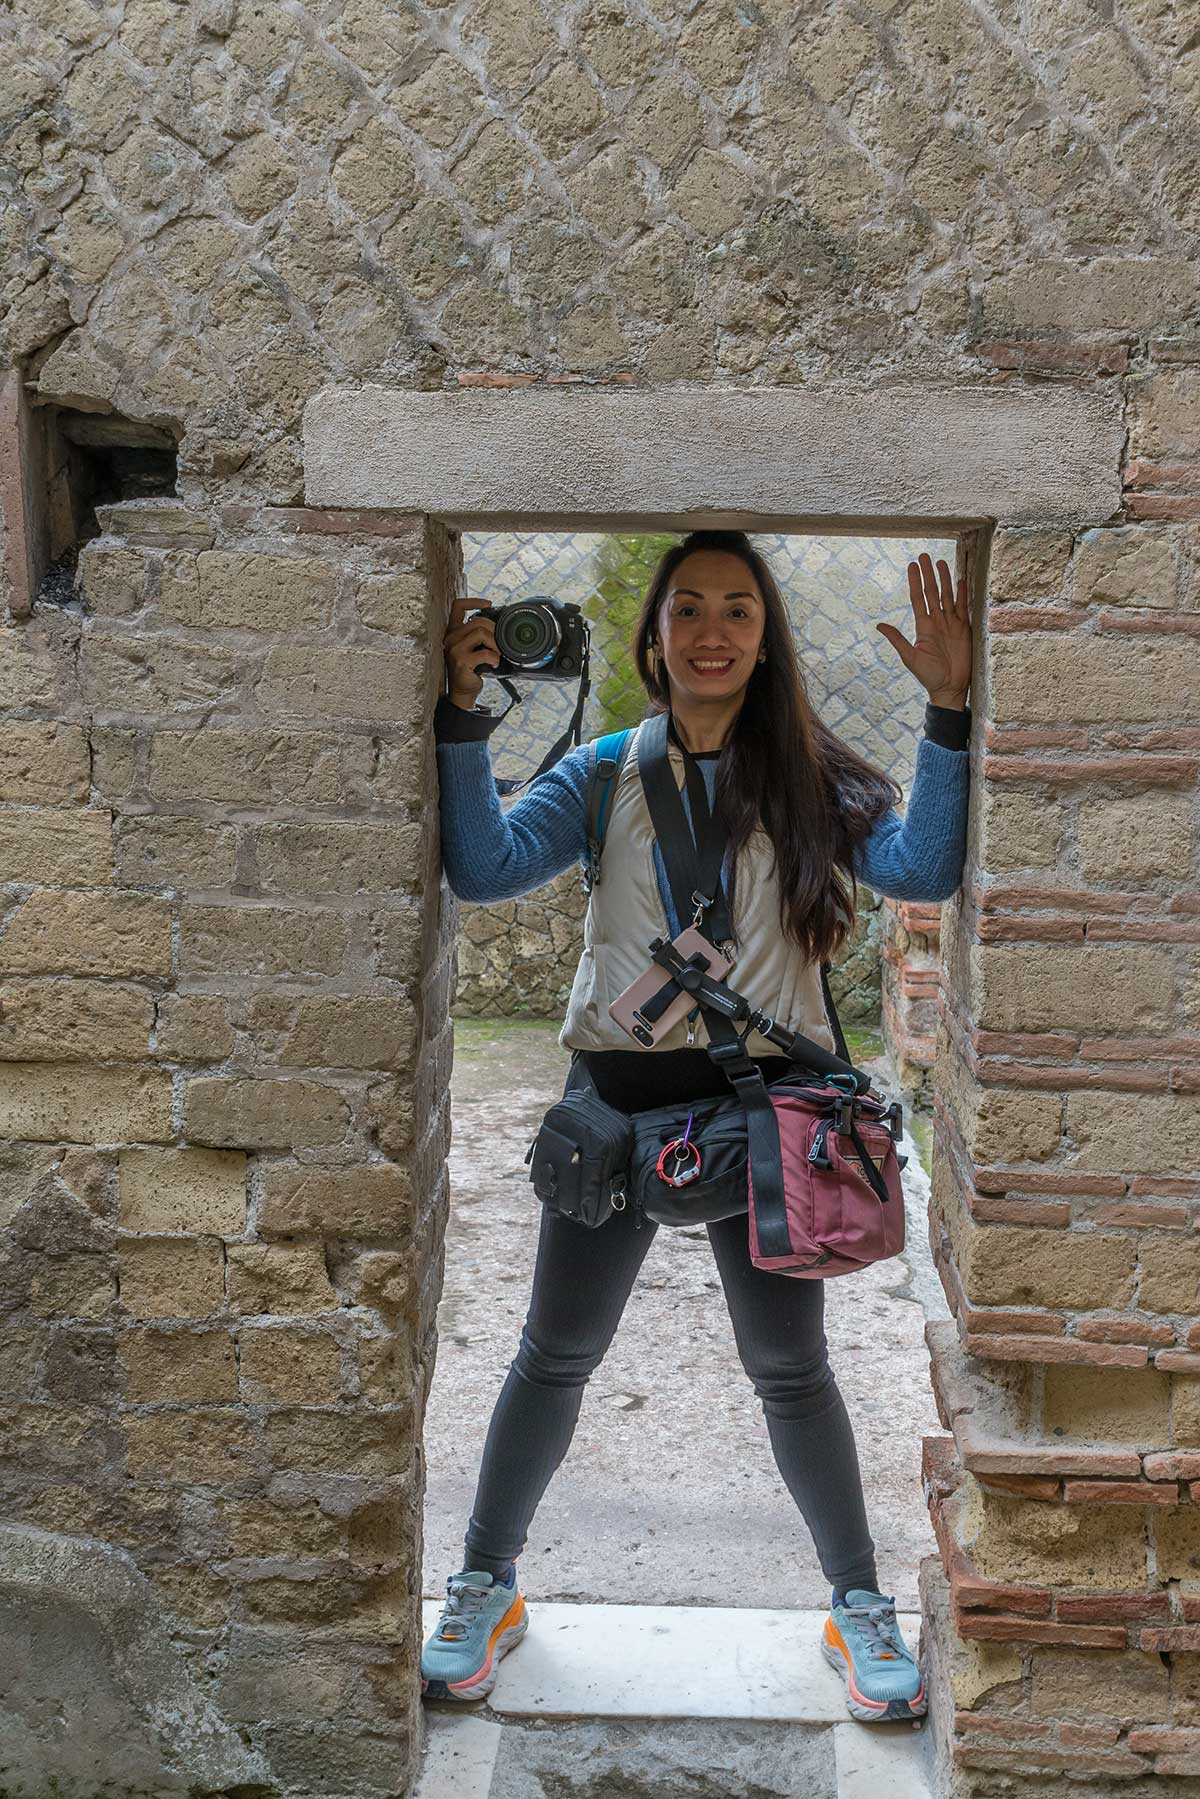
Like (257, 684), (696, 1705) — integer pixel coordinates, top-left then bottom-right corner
(654, 550), (767, 709)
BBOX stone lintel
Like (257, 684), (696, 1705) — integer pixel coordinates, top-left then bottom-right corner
(303, 383), (1124, 529)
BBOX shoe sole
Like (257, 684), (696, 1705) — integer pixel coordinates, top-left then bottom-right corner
(421, 1599), (529, 1704)
(820, 1635), (927, 1723)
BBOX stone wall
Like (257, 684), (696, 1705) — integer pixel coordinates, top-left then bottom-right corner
(2, 1), (1199, 1795)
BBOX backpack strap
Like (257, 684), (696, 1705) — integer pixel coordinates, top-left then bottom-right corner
(582, 726), (636, 895)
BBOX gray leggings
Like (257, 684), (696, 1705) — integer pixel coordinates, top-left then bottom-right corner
(462, 1080), (879, 1595)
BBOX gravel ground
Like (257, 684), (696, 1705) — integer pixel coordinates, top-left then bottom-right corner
(422, 1018), (949, 1610)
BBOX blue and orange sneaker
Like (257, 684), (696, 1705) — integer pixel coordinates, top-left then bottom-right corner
(821, 1588), (927, 1722)
(420, 1566), (528, 1703)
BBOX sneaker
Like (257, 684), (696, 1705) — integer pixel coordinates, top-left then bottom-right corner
(820, 1588), (927, 1722)
(420, 1567), (528, 1703)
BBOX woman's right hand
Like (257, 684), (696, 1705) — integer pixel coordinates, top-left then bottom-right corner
(443, 598), (501, 710)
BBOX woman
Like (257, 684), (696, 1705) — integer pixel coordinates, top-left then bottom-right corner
(422, 530), (971, 1722)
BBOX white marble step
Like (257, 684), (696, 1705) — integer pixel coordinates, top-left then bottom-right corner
(419, 1598), (923, 1723)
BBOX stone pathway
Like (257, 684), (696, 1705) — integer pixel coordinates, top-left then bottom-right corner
(423, 1018), (949, 1610)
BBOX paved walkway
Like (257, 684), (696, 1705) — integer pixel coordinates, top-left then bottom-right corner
(423, 1019), (949, 1611)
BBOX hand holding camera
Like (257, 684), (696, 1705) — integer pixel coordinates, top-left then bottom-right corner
(443, 594), (590, 712)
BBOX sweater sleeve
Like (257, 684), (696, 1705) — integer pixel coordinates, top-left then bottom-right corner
(435, 736), (592, 903)
(852, 715), (971, 902)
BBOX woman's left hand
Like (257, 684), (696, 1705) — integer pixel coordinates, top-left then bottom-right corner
(876, 552), (972, 707)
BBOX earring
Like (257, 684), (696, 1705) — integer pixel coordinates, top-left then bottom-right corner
(757, 650), (767, 664)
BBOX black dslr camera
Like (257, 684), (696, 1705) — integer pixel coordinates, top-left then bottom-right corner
(471, 595), (589, 682)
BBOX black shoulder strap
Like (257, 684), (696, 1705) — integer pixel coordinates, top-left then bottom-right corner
(636, 710), (732, 942)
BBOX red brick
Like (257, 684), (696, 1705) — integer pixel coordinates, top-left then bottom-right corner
(1158, 1757), (1200, 1776)
(1184, 1321), (1200, 1347)
(1088, 920), (1200, 942)
(953, 1571), (1053, 1614)
(1082, 1037), (1200, 1061)
(978, 338), (1129, 376)
(1097, 608), (1200, 635)
(967, 1448), (1142, 1478)
(1092, 1203), (1188, 1227)
(1140, 1627), (1200, 1651)
(954, 1711), (1052, 1741)
(959, 1615), (1128, 1648)
(984, 753), (1199, 786)
(976, 1474), (1063, 1501)
(969, 1198), (1074, 1227)
(1145, 1453), (1200, 1480)
(970, 1166), (1126, 1197)
(455, 372), (539, 388)
(983, 725), (1089, 749)
(988, 606), (1079, 633)
(975, 1031), (1081, 1057)
(1127, 495), (1200, 520)
(1127, 1729), (1200, 1755)
(1058, 1722), (1123, 1749)
(1057, 1592), (1171, 1624)
(1155, 1350), (1200, 1373)
(963, 1334), (1149, 1369)
(976, 916), (1086, 944)
(1135, 1174), (1200, 1197)
(1062, 1480), (1178, 1505)
(1077, 1318), (1177, 1346)
(955, 1745), (1148, 1776)
(962, 1308), (1066, 1337)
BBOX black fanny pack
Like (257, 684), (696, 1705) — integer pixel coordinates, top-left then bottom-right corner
(525, 1086), (633, 1229)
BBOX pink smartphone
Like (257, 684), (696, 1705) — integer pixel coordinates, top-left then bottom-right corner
(608, 927), (737, 1048)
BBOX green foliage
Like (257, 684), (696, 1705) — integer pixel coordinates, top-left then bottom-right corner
(584, 532), (680, 733)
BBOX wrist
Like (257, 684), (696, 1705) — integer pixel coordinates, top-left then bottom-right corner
(928, 690), (969, 710)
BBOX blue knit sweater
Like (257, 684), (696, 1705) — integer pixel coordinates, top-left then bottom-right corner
(435, 700), (971, 921)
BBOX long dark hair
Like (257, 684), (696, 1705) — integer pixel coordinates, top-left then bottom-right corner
(633, 530), (903, 965)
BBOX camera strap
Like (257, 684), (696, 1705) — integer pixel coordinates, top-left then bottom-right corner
(491, 665), (592, 798)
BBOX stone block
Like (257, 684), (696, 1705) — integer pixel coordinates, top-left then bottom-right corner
(119, 1326), (237, 1401)
(113, 815), (237, 890)
(1065, 1091), (1200, 1176)
(1031, 1646), (1170, 1722)
(152, 994), (236, 1061)
(27, 1254), (116, 1321)
(0, 807), (111, 886)
(978, 786), (1062, 869)
(178, 905), (349, 977)
(217, 1495), (344, 1560)
(147, 729), (349, 806)
(237, 1326), (342, 1403)
(260, 1164), (414, 1237)
(0, 1066), (172, 1144)
(0, 980), (154, 1061)
(183, 1077), (350, 1150)
(278, 995), (418, 1071)
(990, 632), (1200, 722)
(987, 528), (1074, 601)
(971, 943), (1174, 1034)
(255, 822), (424, 895)
(264, 1405), (412, 1477)
(125, 1408), (261, 1483)
(0, 891), (172, 978)
(80, 628), (245, 716)
(76, 542), (147, 615)
(1078, 793), (1193, 882)
(1153, 1509), (1200, 1590)
(117, 1238), (225, 1321)
(1042, 1365), (1171, 1444)
(158, 549), (337, 629)
(961, 1223), (1136, 1311)
(118, 1147), (247, 1235)
(1070, 525), (1183, 609)
(1140, 1237), (1200, 1313)
(0, 722), (90, 802)
(255, 645), (424, 723)
(225, 1244), (338, 1316)
(354, 569), (429, 637)
(1129, 367), (1200, 460)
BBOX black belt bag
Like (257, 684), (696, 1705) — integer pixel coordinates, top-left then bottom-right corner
(525, 1086), (633, 1229)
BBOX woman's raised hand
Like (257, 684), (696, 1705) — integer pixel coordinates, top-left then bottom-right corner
(443, 598), (501, 711)
(876, 552), (972, 707)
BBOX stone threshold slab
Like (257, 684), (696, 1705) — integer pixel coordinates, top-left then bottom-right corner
(415, 1708), (932, 1799)
(420, 1599), (922, 1722)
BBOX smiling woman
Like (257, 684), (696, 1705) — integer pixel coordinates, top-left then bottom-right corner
(426, 527), (972, 1719)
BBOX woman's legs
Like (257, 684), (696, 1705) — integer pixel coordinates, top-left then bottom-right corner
(462, 1195), (659, 1576)
(705, 1212), (879, 1597)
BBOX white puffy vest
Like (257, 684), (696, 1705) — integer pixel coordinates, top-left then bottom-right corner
(558, 719), (837, 1059)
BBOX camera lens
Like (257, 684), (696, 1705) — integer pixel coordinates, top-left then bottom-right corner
(495, 602), (561, 669)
